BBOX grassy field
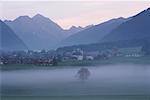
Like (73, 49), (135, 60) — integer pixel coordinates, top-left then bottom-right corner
(2, 95), (150, 100)
(1, 56), (150, 100)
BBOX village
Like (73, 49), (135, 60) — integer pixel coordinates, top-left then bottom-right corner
(0, 46), (144, 66)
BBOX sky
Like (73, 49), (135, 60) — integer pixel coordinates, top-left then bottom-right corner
(0, 0), (150, 29)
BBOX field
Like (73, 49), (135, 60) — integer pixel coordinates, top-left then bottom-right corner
(2, 95), (150, 100)
(1, 58), (150, 100)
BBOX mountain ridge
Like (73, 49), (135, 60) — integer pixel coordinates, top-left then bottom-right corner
(0, 20), (27, 51)
(60, 17), (127, 47)
(4, 14), (65, 50)
(101, 7), (150, 43)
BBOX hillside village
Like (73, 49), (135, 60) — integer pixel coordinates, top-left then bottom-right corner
(0, 45), (149, 66)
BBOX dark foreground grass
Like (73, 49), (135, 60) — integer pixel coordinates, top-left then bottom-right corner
(1, 95), (150, 100)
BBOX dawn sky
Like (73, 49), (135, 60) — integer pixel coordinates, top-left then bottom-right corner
(0, 0), (150, 29)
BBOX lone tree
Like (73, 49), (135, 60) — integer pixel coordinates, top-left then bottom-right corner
(77, 68), (91, 81)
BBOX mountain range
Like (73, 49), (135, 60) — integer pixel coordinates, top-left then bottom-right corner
(1, 7), (150, 51)
(57, 8), (150, 51)
(4, 14), (64, 50)
(4, 14), (89, 50)
(61, 17), (127, 46)
(101, 8), (150, 43)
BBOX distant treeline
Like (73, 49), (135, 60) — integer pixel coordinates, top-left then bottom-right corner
(57, 38), (150, 54)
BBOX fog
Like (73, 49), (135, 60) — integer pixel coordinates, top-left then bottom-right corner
(0, 64), (150, 96)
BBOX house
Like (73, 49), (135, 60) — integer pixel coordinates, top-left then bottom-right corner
(85, 55), (94, 60)
(118, 47), (143, 57)
(71, 49), (84, 60)
(0, 61), (3, 65)
(85, 51), (99, 58)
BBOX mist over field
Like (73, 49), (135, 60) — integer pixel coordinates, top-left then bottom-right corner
(1, 64), (150, 96)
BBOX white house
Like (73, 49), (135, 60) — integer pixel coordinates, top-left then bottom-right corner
(71, 48), (84, 60)
(0, 61), (3, 65)
(85, 56), (94, 60)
